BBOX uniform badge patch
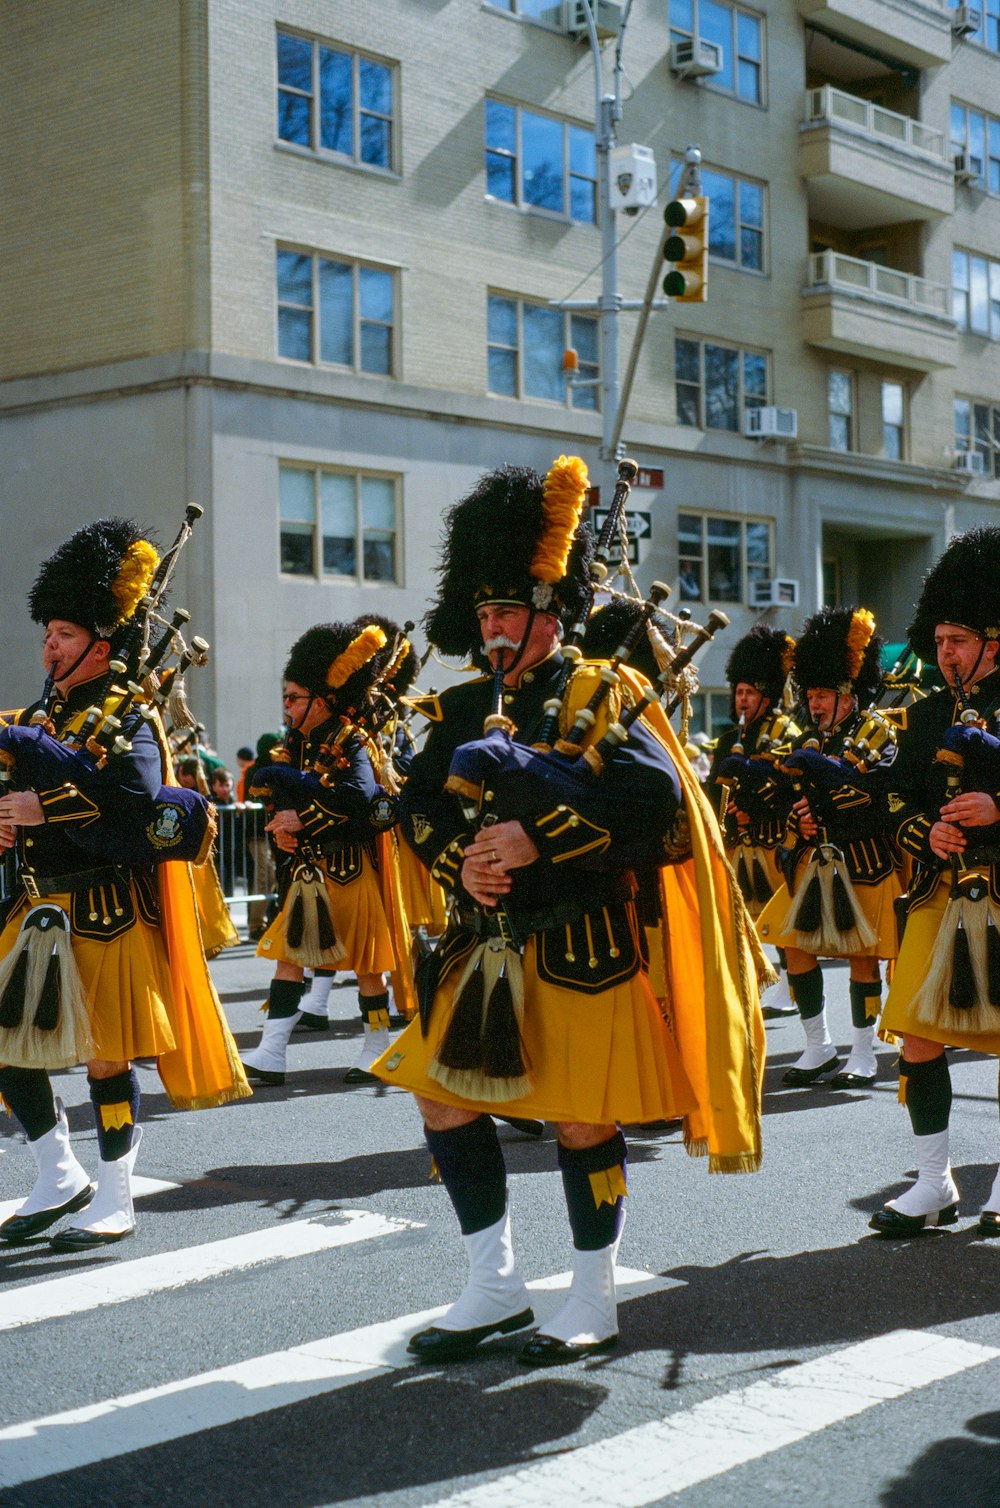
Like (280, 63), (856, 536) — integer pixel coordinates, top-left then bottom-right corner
(146, 803), (184, 849)
(411, 814), (433, 845)
(887, 793), (904, 813)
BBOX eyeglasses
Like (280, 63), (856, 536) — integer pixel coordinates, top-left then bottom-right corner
(281, 693), (311, 705)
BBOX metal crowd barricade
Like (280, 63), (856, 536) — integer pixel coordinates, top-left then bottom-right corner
(213, 801), (277, 937)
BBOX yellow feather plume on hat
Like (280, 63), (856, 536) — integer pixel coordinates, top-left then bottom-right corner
(531, 454), (590, 584)
(326, 625), (387, 689)
(781, 635), (795, 677)
(110, 539), (160, 626)
(845, 608), (876, 682)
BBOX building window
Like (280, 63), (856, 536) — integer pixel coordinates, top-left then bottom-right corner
(488, 295), (599, 409)
(276, 248), (395, 374)
(276, 31), (395, 169)
(881, 381), (906, 460)
(828, 370), (854, 451)
(675, 337), (768, 431)
(484, 0), (565, 24)
(948, 0), (1000, 54)
(951, 101), (1000, 193)
(955, 398), (1000, 477)
(485, 100), (598, 223)
(822, 557), (841, 609)
(953, 249), (1000, 339)
(677, 512), (772, 604)
(279, 465), (399, 583)
(668, 0), (764, 104)
(670, 161), (765, 271)
(687, 689), (732, 740)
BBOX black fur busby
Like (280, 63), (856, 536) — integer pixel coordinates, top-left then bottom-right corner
(907, 527), (1000, 665)
(581, 598), (664, 683)
(792, 607), (883, 705)
(425, 458), (594, 661)
(284, 621), (386, 710)
(725, 625), (794, 707)
(28, 519), (159, 639)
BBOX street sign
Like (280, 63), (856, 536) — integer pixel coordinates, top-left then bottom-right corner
(635, 467), (664, 489)
(592, 509), (652, 540)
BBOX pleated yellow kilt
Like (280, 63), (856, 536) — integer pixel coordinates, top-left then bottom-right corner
(756, 864), (902, 959)
(257, 851), (398, 975)
(725, 842), (784, 920)
(0, 890), (176, 1064)
(881, 884), (1000, 1053)
(370, 942), (697, 1125)
(398, 844), (448, 933)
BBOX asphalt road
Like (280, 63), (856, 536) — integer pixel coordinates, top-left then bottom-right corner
(2, 942), (1000, 1507)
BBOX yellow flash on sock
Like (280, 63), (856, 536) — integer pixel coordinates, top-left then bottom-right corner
(367, 1008), (391, 1030)
(898, 1076), (908, 1106)
(429, 1157), (441, 1183)
(588, 1164), (627, 1208)
(99, 1101), (133, 1132)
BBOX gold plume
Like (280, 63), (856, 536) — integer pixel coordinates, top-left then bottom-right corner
(845, 609), (876, 681)
(110, 540), (159, 625)
(531, 454), (589, 584)
(326, 625), (387, 689)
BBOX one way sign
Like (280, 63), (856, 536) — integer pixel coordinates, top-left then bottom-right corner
(592, 509), (653, 540)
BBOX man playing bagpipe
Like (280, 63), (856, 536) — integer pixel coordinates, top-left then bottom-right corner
(369, 456), (766, 1367)
(753, 608), (902, 1088)
(870, 528), (1000, 1237)
(245, 619), (414, 1085)
(708, 626), (799, 1020)
(0, 518), (249, 1249)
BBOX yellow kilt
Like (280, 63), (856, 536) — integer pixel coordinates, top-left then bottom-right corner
(257, 849), (398, 976)
(398, 843), (448, 933)
(0, 887), (176, 1064)
(756, 860), (902, 960)
(726, 842), (784, 920)
(371, 941), (696, 1125)
(881, 882), (1000, 1053)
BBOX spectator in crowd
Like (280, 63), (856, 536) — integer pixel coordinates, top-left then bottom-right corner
(235, 746), (255, 802)
(243, 733), (282, 940)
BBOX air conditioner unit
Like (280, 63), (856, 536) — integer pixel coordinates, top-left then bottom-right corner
(954, 450), (987, 475)
(565, 0), (624, 41)
(951, 5), (981, 34)
(744, 406), (798, 441)
(669, 38), (724, 78)
(750, 578), (801, 609)
(954, 149), (983, 184)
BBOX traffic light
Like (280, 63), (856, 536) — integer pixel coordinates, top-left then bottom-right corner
(662, 196), (709, 303)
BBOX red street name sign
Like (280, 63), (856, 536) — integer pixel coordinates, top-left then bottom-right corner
(635, 467), (664, 489)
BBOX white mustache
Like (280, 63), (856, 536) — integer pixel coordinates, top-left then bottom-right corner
(483, 636), (520, 654)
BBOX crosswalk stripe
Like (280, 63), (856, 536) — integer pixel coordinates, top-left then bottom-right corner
(0, 1211), (419, 1334)
(0, 1175), (179, 1227)
(0, 1267), (666, 1489)
(428, 1329), (1000, 1508)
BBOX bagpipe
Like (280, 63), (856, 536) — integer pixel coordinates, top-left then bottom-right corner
(0, 505), (216, 869)
(910, 672), (1000, 1031)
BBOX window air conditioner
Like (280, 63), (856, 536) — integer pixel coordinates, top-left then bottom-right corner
(744, 406), (798, 441)
(565, 0), (624, 40)
(954, 450), (987, 475)
(954, 150), (983, 184)
(951, 5), (981, 35)
(750, 578), (801, 609)
(669, 38), (724, 78)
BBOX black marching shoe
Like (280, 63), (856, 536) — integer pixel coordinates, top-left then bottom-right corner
(782, 1055), (841, 1087)
(0, 1184), (94, 1244)
(293, 1011), (329, 1032)
(761, 1002), (798, 1020)
(977, 1211), (1000, 1236)
(407, 1308), (535, 1363)
(830, 1069), (876, 1089)
(518, 1331), (618, 1368)
(344, 1066), (379, 1085)
(869, 1203), (959, 1237)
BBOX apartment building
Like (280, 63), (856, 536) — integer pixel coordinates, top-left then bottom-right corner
(1, 0), (997, 751)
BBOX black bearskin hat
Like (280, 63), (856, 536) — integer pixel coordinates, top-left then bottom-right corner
(725, 625), (795, 706)
(907, 527), (1000, 664)
(28, 518), (160, 639)
(425, 457), (594, 661)
(284, 621), (387, 709)
(360, 614), (420, 697)
(793, 606), (883, 705)
(581, 598), (664, 683)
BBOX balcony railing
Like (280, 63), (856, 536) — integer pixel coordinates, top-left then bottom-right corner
(806, 250), (953, 317)
(804, 86), (947, 160)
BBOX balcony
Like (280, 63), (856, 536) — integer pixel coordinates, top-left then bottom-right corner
(801, 250), (956, 370)
(796, 0), (953, 69)
(800, 87), (954, 227)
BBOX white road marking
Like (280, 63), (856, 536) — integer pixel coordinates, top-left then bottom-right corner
(0, 1267), (665, 1488)
(0, 1174), (179, 1227)
(430, 1329), (1000, 1508)
(0, 1211), (418, 1334)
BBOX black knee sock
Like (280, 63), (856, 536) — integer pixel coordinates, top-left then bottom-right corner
(850, 979), (881, 1028)
(359, 990), (390, 1029)
(900, 1055), (951, 1136)
(89, 1068), (140, 1161)
(425, 1115), (507, 1235)
(267, 979), (304, 1019)
(0, 1066), (57, 1142)
(776, 948), (788, 974)
(789, 965), (824, 1020)
(558, 1131), (628, 1251)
